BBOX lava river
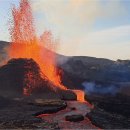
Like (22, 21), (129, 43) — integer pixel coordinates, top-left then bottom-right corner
(37, 101), (98, 129)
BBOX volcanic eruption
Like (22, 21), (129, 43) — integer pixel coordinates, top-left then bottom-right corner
(8, 0), (86, 102)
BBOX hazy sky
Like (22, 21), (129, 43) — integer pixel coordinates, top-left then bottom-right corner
(0, 0), (130, 60)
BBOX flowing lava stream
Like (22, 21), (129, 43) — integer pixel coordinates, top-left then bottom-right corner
(37, 101), (96, 129)
(72, 90), (85, 101)
(8, 0), (90, 103)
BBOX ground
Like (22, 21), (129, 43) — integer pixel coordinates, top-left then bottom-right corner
(0, 97), (98, 129)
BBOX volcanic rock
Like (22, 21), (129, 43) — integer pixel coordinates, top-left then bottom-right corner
(59, 56), (130, 99)
(86, 94), (130, 129)
(65, 114), (84, 122)
(0, 58), (57, 98)
(86, 94), (130, 118)
(0, 58), (77, 101)
(59, 89), (77, 100)
(31, 99), (66, 107)
(33, 105), (66, 116)
(0, 96), (64, 129)
(87, 107), (130, 129)
(70, 107), (76, 110)
(30, 99), (67, 116)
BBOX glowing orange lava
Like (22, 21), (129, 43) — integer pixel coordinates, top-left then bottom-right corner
(72, 90), (85, 102)
(9, 0), (66, 94)
(8, 0), (86, 103)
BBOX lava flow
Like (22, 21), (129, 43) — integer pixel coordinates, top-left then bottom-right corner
(72, 90), (85, 102)
(8, 0), (86, 102)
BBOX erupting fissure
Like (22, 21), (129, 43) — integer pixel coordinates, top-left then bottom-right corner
(8, 0), (85, 102)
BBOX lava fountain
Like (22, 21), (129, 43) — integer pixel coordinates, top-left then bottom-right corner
(9, 0), (66, 93)
(8, 0), (86, 102)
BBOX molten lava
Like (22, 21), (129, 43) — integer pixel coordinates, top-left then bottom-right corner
(72, 90), (85, 102)
(8, 0), (86, 103)
(9, 0), (66, 93)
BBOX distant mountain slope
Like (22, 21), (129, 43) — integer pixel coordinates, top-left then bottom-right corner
(61, 56), (130, 82)
(0, 41), (9, 63)
(1, 41), (130, 94)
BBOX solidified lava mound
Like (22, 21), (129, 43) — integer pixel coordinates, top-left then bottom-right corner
(0, 58), (60, 99)
(0, 58), (76, 100)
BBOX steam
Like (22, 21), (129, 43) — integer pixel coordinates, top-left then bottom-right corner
(82, 82), (119, 96)
(56, 55), (70, 65)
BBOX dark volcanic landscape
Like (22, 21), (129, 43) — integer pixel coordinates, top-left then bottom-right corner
(0, 41), (130, 129)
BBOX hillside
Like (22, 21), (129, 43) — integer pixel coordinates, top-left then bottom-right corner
(0, 41), (130, 129)
(1, 41), (130, 96)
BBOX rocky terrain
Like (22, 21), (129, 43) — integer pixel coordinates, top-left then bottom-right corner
(0, 58), (93, 129)
(0, 95), (98, 129)
(1, 41), (130, 91)
(60, 56), (130, 90)
(87, 106), (130, 129)
(0, 58), (77, 100)
(37, 101), (97, 129)
(0, 41), (130, 129)
(0, 56), (96, 129)
(84, 93), (130, 129)
(0, 96), (67, 129)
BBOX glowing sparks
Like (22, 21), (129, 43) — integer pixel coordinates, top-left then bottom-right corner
(9, 0), (67, 95)
(8, 0), (86, 103)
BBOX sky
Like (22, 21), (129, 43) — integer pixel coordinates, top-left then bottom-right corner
(0, 0), (130, 60)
